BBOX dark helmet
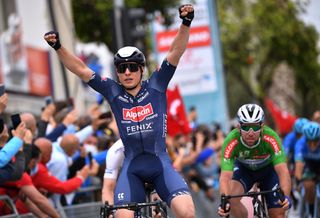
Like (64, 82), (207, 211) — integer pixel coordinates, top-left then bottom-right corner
(114, 46), (146, 67)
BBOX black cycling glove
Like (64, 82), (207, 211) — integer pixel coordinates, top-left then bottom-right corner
(179, 4), (194, 27)
(44, 31), (61, 50)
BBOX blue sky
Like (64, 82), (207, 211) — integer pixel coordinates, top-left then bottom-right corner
(300, 0), (320, 33)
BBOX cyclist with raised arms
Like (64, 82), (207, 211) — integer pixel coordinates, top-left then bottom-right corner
(218, 104), (291, 218)
(44, 4), (195, 218)
(294, 121), (320, 217)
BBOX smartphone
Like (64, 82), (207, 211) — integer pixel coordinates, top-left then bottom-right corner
(0, 118), (4, 133)
(44, 96), (53, 105)
(88, 152), (93, 168)
(0, 84), (5, 96)
(11, 114), (21, 129)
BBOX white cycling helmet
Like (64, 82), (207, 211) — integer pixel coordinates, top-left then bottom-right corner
(237, 104), (265, 124)
(114, 46), (146, 67)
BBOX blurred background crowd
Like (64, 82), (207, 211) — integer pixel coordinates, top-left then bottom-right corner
(0, 0), (320, 217)
(0, 93), (226, 217)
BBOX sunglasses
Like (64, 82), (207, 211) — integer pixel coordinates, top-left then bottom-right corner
(240, 125), (262, 132)
(308, 139), (320, 143)
(117, 63), (140, 74)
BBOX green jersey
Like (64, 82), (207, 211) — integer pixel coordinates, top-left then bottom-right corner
(221, 126), (286, 171)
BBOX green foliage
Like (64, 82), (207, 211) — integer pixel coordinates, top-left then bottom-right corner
(71, 0), (320, 116)
(217, 0), (320, 116)
(72, 0), (114, 45)
(72, 0), (181, 48)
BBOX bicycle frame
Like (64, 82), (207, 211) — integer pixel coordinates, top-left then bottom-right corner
(221, 187), (285, 218)
(298, 180), (320, 218)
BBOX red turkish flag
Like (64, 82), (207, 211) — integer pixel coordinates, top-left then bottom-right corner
(166, 85), (192, 137)
(265, 98), (297, 135)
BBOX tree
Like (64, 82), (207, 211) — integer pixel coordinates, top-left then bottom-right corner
(216, 0), (320, 116)
(71, 0), (181, 49)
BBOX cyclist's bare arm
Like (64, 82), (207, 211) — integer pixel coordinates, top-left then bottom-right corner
(219, 171), (233, 195)
(294, 161), (304, 181)
(44, 32), (93, 82)
(166, 5), (193, 66)
(102, 178), (117, 204)
(56, 46), (93, 82)
(101, 139), (124, 204)
(274, 163), (291, 196)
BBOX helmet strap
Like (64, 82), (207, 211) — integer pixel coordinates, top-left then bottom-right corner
(139, 66), (143, 80)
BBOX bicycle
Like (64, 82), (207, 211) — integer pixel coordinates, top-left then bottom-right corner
(298, 179), (320, 218)
(100, 183), (168, 218)
(220, 186), (285, 218)
(99, 200), (168, 218)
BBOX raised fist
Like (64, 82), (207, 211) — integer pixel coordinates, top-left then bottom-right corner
(44, 31), (61, 50)
(179, 4), (194, 27)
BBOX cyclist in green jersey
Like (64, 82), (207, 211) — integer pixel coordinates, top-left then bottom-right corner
(218, 104), (292, 218)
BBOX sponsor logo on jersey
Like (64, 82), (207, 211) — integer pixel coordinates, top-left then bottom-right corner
(118, 193), (124, 201)
(263, 135), (280, 153)
(118, 95), (129, 103)
(163, 114), (167, 137)
(224, 139), (238, 158)
(126, 122), (153, 135)
(253, 154), (270, 159)
(137, 91), (149, 103)
(123, 103), (154, 122)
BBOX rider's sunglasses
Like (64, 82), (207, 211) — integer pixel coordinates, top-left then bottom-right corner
(308, 138), (320, 143)
(240, 125), (262, 132)
(117, 63), (140, 74)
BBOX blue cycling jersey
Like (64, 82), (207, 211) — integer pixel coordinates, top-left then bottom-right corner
(283, 131), (298, 156)
(294, 136), (320, 163)
(88, 59), (190, 206)
(88, 60), (175, 158)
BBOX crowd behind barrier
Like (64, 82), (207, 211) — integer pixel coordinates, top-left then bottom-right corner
(0, 91), (225, 217)
(1, 89), (320, 217)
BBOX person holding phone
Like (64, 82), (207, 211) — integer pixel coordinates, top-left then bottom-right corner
(0, 148), (25, 185)
(0, 119), (27, 168)
(0, 121), (27, 186)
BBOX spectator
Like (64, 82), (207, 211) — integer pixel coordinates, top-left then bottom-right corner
(47, 133), (98, 206)
(188, 106), (198, 130)
(32, 137), (90, 195)
(3, 145), (60, 218)
(312, 110), (320, 124)
(0, 122), (26, 167)
(0, 122), (27, 184)
(0, 150), (25, 185)
(47, 134), (81, 205)
(20, 112), (37, 137)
